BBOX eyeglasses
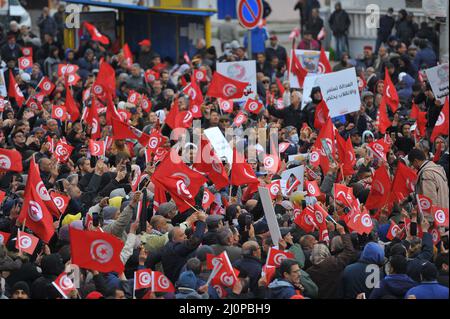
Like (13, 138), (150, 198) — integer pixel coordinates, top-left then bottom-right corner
(262, 81), (270, 84)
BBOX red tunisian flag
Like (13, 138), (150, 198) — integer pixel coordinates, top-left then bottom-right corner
(314, 99), (329, 130)
(141, 94), (152, 113)
(50, 191), (70, 216)
(111, 117), (151, 147)
(305, 180), (321, 197)
(263, 152), (280, 175)
(193, 69), (208, 83)
(144, 69), (159, 84)
(267, 247), (295, 268)
(69, 227), (124, 273)
(52, 272), (76, 299)
(8, 69), (25, 107)
(233, 111), (248, 127)
(202, 189), (216, 209)
(58, 64), (79, 77)
(431, 97), (449, 142)
(17, 161), (55, 243)
(86, 97), (101, 140)
(231, 148), (259, 186)
(336, 133), (355, 176)
(193, 138), (229, 190)
(290, 49), (308, 87)
(432, 206), (449, 227)
(83, 22), (109, 45)
(386, 220), (402, 240)
(65, 81), (80, 121)
(134, 268), (153, 290)
(152, 271), (176, 293)
(0, 230), (10, 245)
(18, 56), (32, 70)
(152, 151), (207, 212)
(96, 62), (116, 97)
(377, 97), (391, 134)
(389, 162), (417, 203)
(37, 76), (55, 96)
(218, 98), (234, 113)
(0, 148), (23, 172)
(211, 251), (240, 288)
(122, 43), (133, 68)
(183, 81), (204, 118)
(313, 117), (335, 174)
(365, 165), (391, 210)
(312, 204), (330, 242)
(294, 206), (316, 233)
(318, 47), (332, 74)
(267, 180), (282, 199)
(367, 137), (390, 161)
(54, 140), (74, 163)
(243, 98), (263, 114)
(417, 194), (433, 215)
(52, 105), (68, 122)
(416, 110), (428, 137)
(16, 230), (39, 255)
(206, 72), (249, 100)
(164, 97), (180, 129)
(384, 68), (399, 112)
(89, 139), (106, 157)
(410, 102), (420, 120)
(346, 207), (374, 235)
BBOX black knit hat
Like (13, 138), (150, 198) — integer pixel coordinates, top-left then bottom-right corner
(11, 281), (30, 296)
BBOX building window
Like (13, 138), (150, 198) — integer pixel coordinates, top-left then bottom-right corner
(405, 0), (422, 9)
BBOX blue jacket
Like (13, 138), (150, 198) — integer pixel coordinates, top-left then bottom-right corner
(268, 279), (297, 299)
(340, 242), (385, 299)
(397, 74), (415, 102)
(413, 47), (437, 69)
(234, 256), (263, 294)
(407, 233), (434, 282)
(243, 27), (269, 55)
(405, 281), (449, 299)
(369, 274), (417, 299)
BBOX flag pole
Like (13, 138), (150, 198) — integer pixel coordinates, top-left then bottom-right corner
(133, 271), (136, 300)
(183, 199), (201, 213)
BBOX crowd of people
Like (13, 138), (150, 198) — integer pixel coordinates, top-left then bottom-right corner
(0, 3), (448, 300)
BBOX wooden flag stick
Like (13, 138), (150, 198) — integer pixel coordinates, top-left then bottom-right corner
(183, 199), (201, 213)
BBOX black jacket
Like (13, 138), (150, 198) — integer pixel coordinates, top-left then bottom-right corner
(305, 16), (324, 39)
(268, 104), (305, 130)
(329, 9), (351, 36)
(377, 15), (395, 40)
(31, 254), (65, 299)
(233, 255), (263, 294)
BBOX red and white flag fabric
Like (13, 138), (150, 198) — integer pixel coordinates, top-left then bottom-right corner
(305, 180), (321, 197)
(431, 97), (449, 142)
(54, 140), (74, 163)
(52, 105), (68, 122)
(365, 165), (391, 210)
(336, 133), (356, 176)
(262, 265), (276, 286)
(231, 149), (258, 186)
(111, 118), (151, 147)
(263, 153), (280, 175)
(367, 138), (390, 161)
(318, 47), (332, 74)
(210, 251), (240, 288)
(134, 268), (153, 290)
(389, 162), (417, 203)
(290, 49), (308, 87)
(267, 180), (282, 199)
(432, 206), (449, 227)
(83, 22), (109, 45)
(377, 97), (392, 134)
(69, 227), (124, 273)
(96, 62), (116, 97)
(15, 230), (39, 255)
(122, 43), (133, 68)
(86, 97), (101, 140)
(37, 76), (55, 96)
(243, 98), (263, 114)
(0, 230), (10, 245)
(152, 271), (176, 293)
(430, 227), (441, 246)
(279, 142), (291, 154)
(25, 96), (43, 111)
(193, 69), (208, 83)
(0, 148), (23, 172)
(417, 194), (432, 215)
(89, 139), (106, 157)
(58, 64), (79, 77)
(206, 72), (249, 100)
(144, 69), (159, 84)
(141, 95), (152, 113)
(18, 56), (33, 70)
(8, 70), (25, 107)
(294, 206), (316, 233)
(65, 81), (80, 121)
(50, 191), (70, 216)
(52, 272), (76, 299)
(233, 111), (248, 127)
(202, 189), (216, 209)
(314, 99), (329, 130)
(17, 160), (55, 242)
(386, 220), (402, 240)
(266, 247), (295, 268)
(22, 47), (33, 57)
(127, 90), (141, 105)
(218, 98), (233, 113)
(383, 68), (399, 112)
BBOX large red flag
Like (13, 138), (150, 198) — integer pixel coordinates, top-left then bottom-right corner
(291, 50), (308, 87)
(111, 117), (151, 147)
(17, 160), (55, 243)
(65, 81), (80, 121)
(336, 133), (355, 176)
(266, 247), (295, 267)
(0, 148), (23, 172)
(206, 72), (249, 100)
(96, 62), (116, 97)
(294, 206), (316, 233)
(318, 47), (332, 74)
(86, 97), (101, 140)
(390, 162), (417, 203)
(8, 70), (25, 107)
(313, 117), (335, 174)
(365, 165), (391, 210)
(345, 207), (374, 235)
(431, 97), (449, 142)
(367, 138), (390, 161)
(83, 22), (110, 45)
(231, 148), (259, 186)
(377, 97), (391, 134)
(69, 227), (124, 273)
(384, 68), (399, 112)
(410, 102), (420, 119)
(314, 99), (329, 130)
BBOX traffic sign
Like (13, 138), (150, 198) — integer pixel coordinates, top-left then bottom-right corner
(236, 0), (263, 30)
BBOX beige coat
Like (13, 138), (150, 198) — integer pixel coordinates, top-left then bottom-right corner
(416, 161), (449, 209)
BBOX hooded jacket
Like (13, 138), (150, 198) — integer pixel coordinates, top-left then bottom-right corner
(339, 242), (385, 299)
(369, 274), (417, 299)
(31, 254), (65, 299)
(405, 281), (449, 299)
(397, 73), (415, 102)
(268, 279), (298, 299)
(416, 161), (449, 209)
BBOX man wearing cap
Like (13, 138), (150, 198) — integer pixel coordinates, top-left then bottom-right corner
(0, 33), (21, 62)
(202, 215), (224, 245)
(137, 39), (156, 70)
(265, 34), (287, 64)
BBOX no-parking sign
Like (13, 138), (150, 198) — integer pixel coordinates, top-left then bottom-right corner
(236, 0), (263, 30)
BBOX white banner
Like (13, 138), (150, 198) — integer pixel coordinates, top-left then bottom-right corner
(301, 74), (323, 109)
(0, 70), (7, 97)
(423, 0), (448, 18)
(280, 165), (305, 193)
(203, 127), (233, 164)
(316, 67), (361, 118)
(424, 63), (449, 104)
(289, 49), (330, 89)
(216, 60), (256, 102)
(258, 186), (282, 246)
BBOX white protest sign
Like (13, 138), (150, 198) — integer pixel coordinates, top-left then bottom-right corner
(216, 60), (256, 102)
(289, 49), (330, 89)
(316, 67), (361, 118)
(258, 186), (282, 246)
(204, 127), (233, 164)
(0, 70), (7, 97)
(65, 264), (80, 289)
(424, 63), (449, 103)
(301, 74), (323, 109)
(280, 165), (305, 193)
(288, 153), (309, 162)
